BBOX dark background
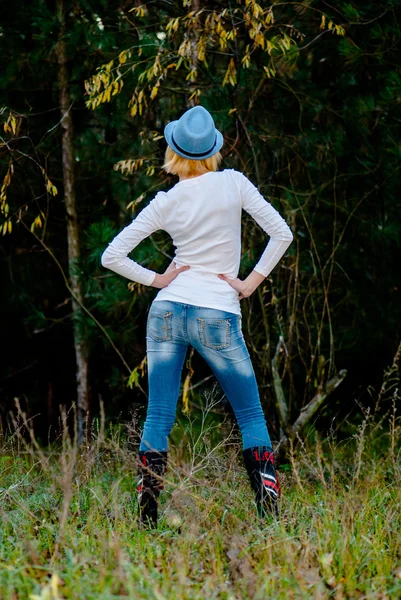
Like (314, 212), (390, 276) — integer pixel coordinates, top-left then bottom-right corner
(1, 0), (400, 443)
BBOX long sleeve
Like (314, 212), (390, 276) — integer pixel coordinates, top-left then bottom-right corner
(101, 193), (165, 286)
(236, 171), (293, 277)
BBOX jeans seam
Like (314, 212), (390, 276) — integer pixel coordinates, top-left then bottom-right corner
(183, 305), (187, 342)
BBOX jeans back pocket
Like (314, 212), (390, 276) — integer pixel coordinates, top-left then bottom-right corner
(197, 318), (231, 350)
(148, 310), (173, 342)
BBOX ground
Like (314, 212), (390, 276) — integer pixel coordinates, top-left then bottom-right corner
(0, 411), (400, 599)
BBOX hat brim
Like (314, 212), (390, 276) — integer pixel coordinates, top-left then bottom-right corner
(164, 121), (223, 160)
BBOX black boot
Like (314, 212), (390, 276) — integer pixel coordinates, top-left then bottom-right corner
(242, 446), (281, 519)
(137, 450), (168, 529)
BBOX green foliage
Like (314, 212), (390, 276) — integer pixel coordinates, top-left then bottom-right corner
(0, 0), (400, 434)
(0, 413), (400, 598)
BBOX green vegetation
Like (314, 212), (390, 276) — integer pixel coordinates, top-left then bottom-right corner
(1, 3), (401, 595)
(1, 1), (400, 438)
(1, 395), (400, 599)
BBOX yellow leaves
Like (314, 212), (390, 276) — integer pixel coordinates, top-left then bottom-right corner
(30, 212), (45, 233)
(46, 178), (58, 196)
(252, 2), (263, 19)
(86, 78), (124, 109)
(334, 25), (345, 36)
(1, 163), (13, 230)
(178, 39), (191, 58)
(85, 57), (126, 110)
(173, 57), (183, 72)
(228, 108), (237, 116)
(205, 13), (233, 51)
(127, 369), (138, 390)
(218, 27), (228, 51)
(129, 87), (148, 118)
(185, 69), (198, 82)
(197, 38), (207, 63)
(1, 159), (54, 238)
(126, 194), (145, 212)
(254, 32), (265, 49)
(127, 356), (147, 389)
(114, 158), (144, 175)
(1, 219), (12, 236)
(320, 14), (345, 36)
(128, 5), (147, 18)
(3, 112), (19, 136)
(241, 53), (251, 69)
(150, 55), (162, 79)
(82, 4), (344, 120)
(265, 7), (275, 25)
(150, 83), (159, 101)
(188, 88), (201, 102)
(112, 80), (121, 96)
(137, 55), (161, 84)
(265, 39), (277, 56)
(39, 167), (58, 197)
(245, 0), (263, 18)
(1, 165), (12, 203)
(278, 33), (293, 52)
(222, 58), (237, 87)
(182, 361), (194, 415)
(263, 65), (276, 78)
(114, 156), (159, 182)
(104, 85), (113, 103)
(99, 71), (111, 87)
(87, 61), (113, 94)
(165, 17), (181, 35)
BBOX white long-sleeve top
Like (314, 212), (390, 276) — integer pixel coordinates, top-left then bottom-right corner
(101, 169), (293, 315)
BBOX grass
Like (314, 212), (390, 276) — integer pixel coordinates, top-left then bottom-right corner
(0, 399), (400, 599)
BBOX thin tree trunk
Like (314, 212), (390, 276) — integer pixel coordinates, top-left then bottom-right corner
(56, 0), (89, 442)
(188, 0), (201, 105)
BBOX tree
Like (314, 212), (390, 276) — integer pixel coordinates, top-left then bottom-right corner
(1, 1), (400, 449)
(55, 0), (89, 442)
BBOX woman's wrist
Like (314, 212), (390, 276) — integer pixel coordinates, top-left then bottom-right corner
(151, 273), (163, 288)
(243, 270), (266, 295)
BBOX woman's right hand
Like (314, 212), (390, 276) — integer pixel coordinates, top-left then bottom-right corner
(218, 270), (266, 299)
(151, 265), (190, 289)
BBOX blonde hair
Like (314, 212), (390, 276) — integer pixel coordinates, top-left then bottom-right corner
(163, 145), (222, 178)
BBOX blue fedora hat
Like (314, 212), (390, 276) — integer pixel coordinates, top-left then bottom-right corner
(164, 106), (223, 160)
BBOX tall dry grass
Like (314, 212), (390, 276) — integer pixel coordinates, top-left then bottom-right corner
(0, 390), (400, 599)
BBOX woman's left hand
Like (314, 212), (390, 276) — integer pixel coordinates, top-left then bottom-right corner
(164, 260), (177, 274)
(152, 264), (190, 289)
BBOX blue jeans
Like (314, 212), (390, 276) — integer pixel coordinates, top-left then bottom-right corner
(139, 300), (272, 453)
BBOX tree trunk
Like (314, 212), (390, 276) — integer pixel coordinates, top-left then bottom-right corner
(56, 0), (89, 443)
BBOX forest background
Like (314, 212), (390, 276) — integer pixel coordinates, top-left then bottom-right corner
(1, 0), (400, 450)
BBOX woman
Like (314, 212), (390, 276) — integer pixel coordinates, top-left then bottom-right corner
(101, 106), (293, 529)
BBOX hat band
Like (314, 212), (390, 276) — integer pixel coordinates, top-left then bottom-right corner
(172, 132), (217, 158)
